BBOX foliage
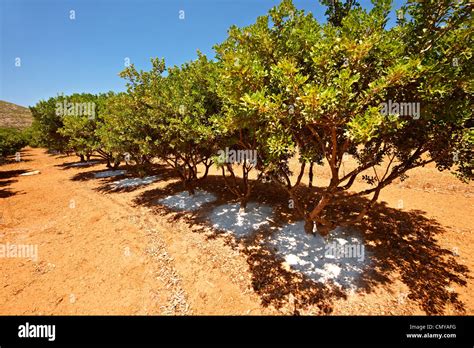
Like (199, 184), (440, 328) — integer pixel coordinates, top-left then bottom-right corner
(215, 0), (473, 233)
(30, 0), (473, 235)
(0, 128), (28, 159)
(29, 95), (70, 152)
(156, 53), (221, 193)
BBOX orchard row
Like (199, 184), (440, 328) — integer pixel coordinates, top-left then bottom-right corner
(28, 0), (473, 234)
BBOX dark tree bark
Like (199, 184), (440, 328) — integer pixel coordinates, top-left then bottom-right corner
(308, 161), (314, 188)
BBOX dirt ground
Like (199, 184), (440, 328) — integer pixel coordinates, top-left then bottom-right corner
(0, 147), (472, 315)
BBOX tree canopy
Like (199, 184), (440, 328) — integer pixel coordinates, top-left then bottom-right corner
(28, 0), (473, 234)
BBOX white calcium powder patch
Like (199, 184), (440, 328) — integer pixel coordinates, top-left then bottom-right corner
(156, 190), (217, 211)
(112, 175), (159, 188)
(268, 221), (370, 289)
(94, 170), (127, 178)
(67, 161), (100, 167)
(209, 202), (273, 238)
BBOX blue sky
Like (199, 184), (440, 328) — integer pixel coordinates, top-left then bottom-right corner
(0, 0), (404, 107)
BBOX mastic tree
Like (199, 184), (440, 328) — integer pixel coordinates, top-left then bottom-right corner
(58, 92), (120, 166)
(31, 92), (122, 165)
(216, 0), (473, 234)
(97, 92), (154, 173)
(28, 0), (471, 237)
(320, 0), (360, 27)
(155, 53), (220, 194)
(214, 14), (284, 209)
(58, 93), (97, 161)
(104, 58), (168, 174)
(30, 95), (70, 153)
(215, 0), (329, 212)
(0, 128), (28, 160)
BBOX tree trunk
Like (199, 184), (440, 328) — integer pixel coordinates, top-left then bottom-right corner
(79, 154), (85, 162)
(201, 161), (211, 180)
(304, 219), (314, 234)
(239, 196), (249, 211)
(113, 158), (120, 169)
(304, 219), (332, 236)
(187, 185), (195, 196)
(316, 222), (331, 236)
(185, 179), (195, 195)
(308, 162), (314, 188)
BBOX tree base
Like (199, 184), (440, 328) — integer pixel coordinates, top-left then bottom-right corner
(304, 219), (331, 236)
(304, 220), (314, 234)
(316, 222), (331, 236)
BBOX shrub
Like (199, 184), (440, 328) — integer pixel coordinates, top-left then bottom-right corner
(0, 128), (28, 159)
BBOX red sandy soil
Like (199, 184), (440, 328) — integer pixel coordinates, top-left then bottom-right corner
(0, 147), (472, 315)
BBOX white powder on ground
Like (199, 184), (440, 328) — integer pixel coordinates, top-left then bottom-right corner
(268, 221), (370, 289)
(94, 170), (127, 178)
(67, 161), (100, 167)
(209, 202), (273, 238)
(156, 190), (217, 211)
(112, 175), (160, 188)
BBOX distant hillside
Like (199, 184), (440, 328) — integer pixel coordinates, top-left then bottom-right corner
(0, 100), (33, 129)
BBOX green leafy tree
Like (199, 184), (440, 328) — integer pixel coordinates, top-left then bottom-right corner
(27, 0), (472, 237)
(114, 54), (220, 190)
(217, 0), (473, 234)
(320, 0), (360, 27)
(58, 93), (119, 166)
(0, 128), (28, 160)
(30, 95), (70, 153)
(214, 14), (282, 209)
(58, 93), (99, 161)
(101, 58), (168, 174)
(97, 92), (152, 172)
(156, 53), (220, 194)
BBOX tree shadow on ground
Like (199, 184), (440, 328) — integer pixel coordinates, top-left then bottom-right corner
(133, 174), (469, 315)
(0, 149), (33, 165)
(55, 160), (105, 170)
(69, 164), (179, 194)
(0, 179), (19, 198)
(0, 158), (33, 165)
(0, 169), (28, 198)
(358, 203), (468, 314)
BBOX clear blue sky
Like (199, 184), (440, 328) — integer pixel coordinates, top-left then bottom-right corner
(0, 0), (403, 107)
